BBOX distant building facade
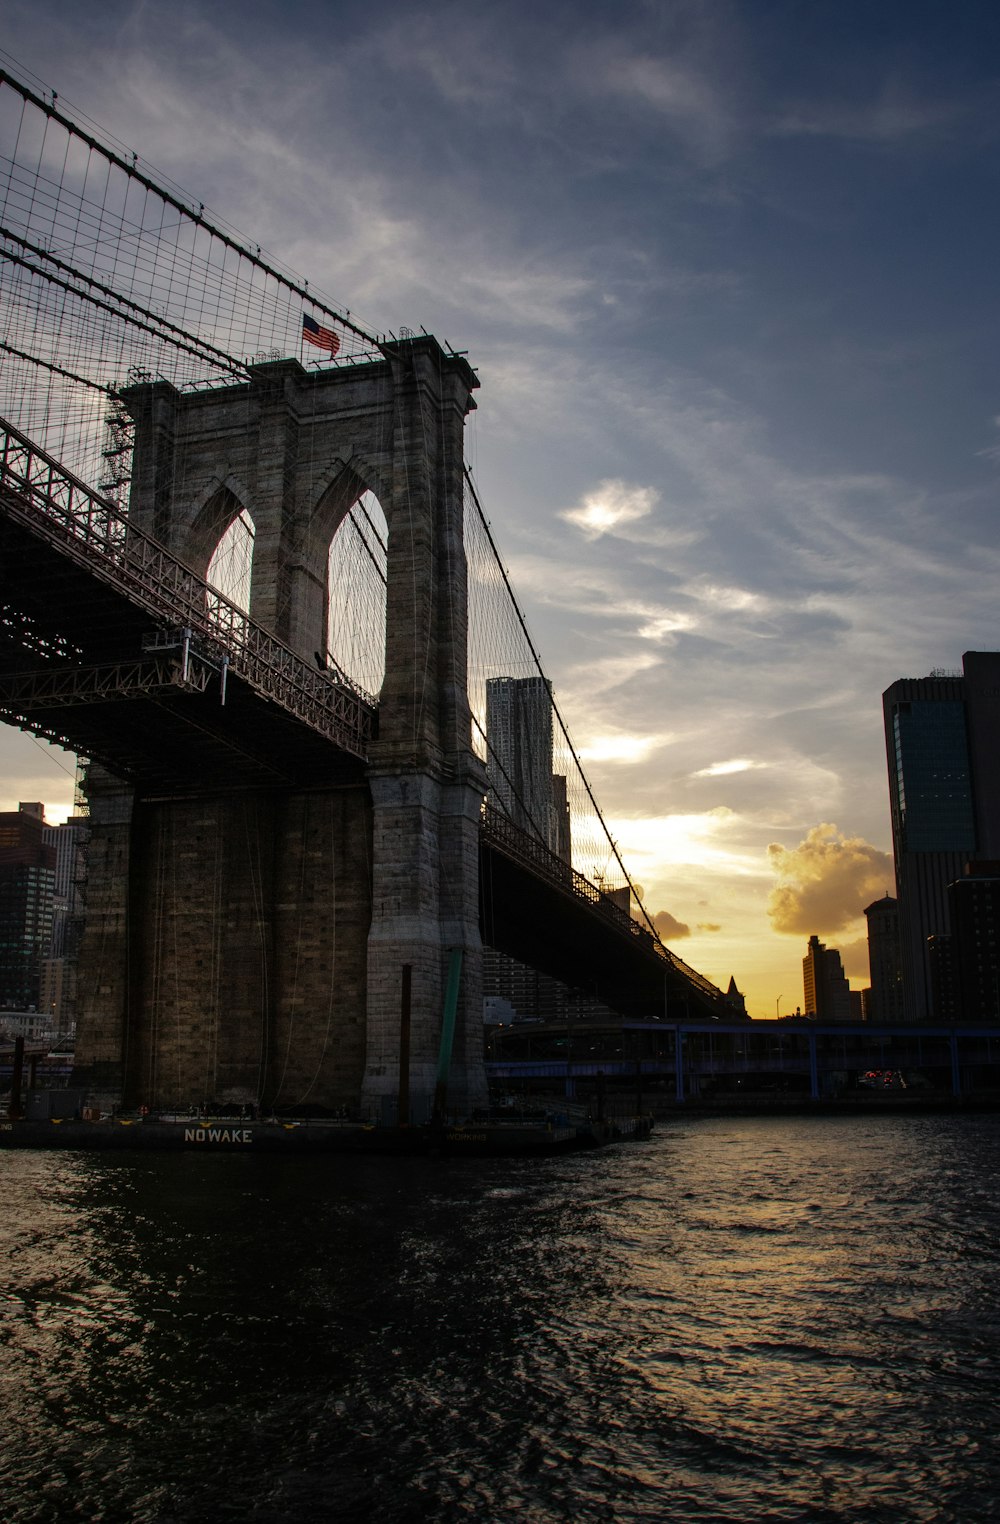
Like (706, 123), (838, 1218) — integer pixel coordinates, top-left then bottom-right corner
(484, 674), (574, 1019)
(485, 675), (570, 860)
(883, 652), (1000, 1019)
(864, 894), (903, 1022)
(929, 863), (1000, 1023)
(802, 934), (852, 1021)
(0, 805), (87, 1027)
(481, 945), (620, 1025)
(0, 807), (56, 1010)
(927, 932), (959, 1024)
(41, 812), (87, 1028)
(0, 1008), (59, 1043)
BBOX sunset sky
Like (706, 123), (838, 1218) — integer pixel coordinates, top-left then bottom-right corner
(3, 1), (1000, 1016)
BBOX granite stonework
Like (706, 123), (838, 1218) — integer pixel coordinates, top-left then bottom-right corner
(72, 337), (488, 1116)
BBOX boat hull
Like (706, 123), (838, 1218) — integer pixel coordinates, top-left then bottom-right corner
(0, 1115), (649, 1157)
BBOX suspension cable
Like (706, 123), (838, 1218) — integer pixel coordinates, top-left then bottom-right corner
(464, 462), (663, 943)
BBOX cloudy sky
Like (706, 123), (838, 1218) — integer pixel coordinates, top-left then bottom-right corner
(3, 0), (999, 1016)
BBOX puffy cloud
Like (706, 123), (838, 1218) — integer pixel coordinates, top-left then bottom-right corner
(766, 823), (893, 936)
(653, 908), (691, 941)
(839, 938), (871, 980)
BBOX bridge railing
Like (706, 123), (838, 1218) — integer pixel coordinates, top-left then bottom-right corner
(481, 805), (726, 1002)
(0, 416), (376, 757)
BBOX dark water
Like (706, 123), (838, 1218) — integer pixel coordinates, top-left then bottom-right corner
(2, 1116), (1000, 1523)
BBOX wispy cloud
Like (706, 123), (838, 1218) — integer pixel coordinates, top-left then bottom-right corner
(5, 0), (1000, 1019)
(561, 479), (658, 538)
(370, 9), (519, 109)
(578, 733), (665, 765)
(588, 48), (734, 156)
(770, 93), (960, 146)
(693, 759), (767, 778)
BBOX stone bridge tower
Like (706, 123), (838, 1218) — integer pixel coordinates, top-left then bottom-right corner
(74, 336), (488, 1118)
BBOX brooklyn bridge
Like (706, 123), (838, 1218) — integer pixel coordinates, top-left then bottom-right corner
(0, 68), (733, 1121)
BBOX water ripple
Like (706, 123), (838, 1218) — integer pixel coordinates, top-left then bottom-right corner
(1, 1116), (1000, 1520)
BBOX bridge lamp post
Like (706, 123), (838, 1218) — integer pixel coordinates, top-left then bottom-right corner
(776, 995), (782, 1020)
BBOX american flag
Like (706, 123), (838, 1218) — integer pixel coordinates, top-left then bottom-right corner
(302, 313), (341, 356)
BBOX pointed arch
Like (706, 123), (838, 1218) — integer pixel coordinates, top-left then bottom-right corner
(172, 474), (255, 614)
(207, 504), (255, 614)
(181, 473), (255, 577)
(311, 459), (388, 698)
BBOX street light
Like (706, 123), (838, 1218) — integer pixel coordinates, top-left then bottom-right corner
(776, 995), (782, 1020)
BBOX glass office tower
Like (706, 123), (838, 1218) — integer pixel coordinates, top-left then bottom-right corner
(883, 652), (1000, 1019)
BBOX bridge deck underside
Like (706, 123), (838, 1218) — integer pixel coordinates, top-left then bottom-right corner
(480, 841), (724, 1020)
(0, 509), (366, 792)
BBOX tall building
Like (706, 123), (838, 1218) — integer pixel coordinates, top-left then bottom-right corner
(802, 934), (852, 1021)
(883, 652), (1000, 1019)
(42, 813), (88, 1029)
(931, 863), (1000, 1023)
(483, 676), (573, 1021)
(485, 675), (570, 860)
(0, 806), (56, 1010)
(864, 894), (904, 1022)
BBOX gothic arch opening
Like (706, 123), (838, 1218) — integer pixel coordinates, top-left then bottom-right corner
(206, 503), (255, 613)
(325, 490), (387, 699)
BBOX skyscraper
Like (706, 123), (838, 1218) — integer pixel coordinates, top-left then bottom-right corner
(882, 651), (1000, 1019)
(42, 813), (88, 1029)
(485, 675), (570, 860)
(864, 894), (903, 1023)
(802, 934), (852, 1021)
(0, 806), (56, 1010)
(932, 863), (1000, 1023)
(483, 675), (573, 1023)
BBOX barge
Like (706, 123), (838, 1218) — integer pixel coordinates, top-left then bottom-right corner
(0, 1110), (653, 1157)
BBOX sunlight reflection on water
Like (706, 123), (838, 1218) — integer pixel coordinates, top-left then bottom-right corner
(1, 1115), (999, 1521)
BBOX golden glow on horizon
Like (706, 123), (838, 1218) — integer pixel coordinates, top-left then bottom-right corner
(611, 807), (758, 873)
(605, 808), (875, 1018)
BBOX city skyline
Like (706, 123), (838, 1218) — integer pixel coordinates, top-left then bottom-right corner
(2, 3), (999, 1014)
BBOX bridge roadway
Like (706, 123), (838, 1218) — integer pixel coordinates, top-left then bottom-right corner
(0, 416), (374, 789)
(0, 416), (729, 1022)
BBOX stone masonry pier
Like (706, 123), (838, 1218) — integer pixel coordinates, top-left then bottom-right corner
(72, 336), (489, 1118)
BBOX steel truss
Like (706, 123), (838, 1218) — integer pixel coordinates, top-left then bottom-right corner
(0, 416), (375, 758)
(0, 653), (216, 710)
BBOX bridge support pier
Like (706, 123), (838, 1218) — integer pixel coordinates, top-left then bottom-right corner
(70, 765), (134, 1110)
(360, 338), (489, 1119)
(363, 764), (487, 1120)
(69, 335), (488, 1118)
(74, 776), (373, 1114)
